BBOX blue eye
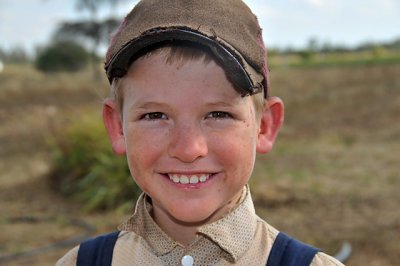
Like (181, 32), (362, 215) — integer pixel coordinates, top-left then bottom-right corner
(207, 111), (233, 119)
(141, 112), (168, 120)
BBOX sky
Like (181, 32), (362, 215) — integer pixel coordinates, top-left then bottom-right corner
(0, 0), (399, 56)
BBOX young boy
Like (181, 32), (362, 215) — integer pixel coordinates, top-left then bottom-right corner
(57, 0), (344, 265)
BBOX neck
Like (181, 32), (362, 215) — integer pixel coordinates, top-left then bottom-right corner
(151, 208), (201, 247)
(150, 191), (244, 247)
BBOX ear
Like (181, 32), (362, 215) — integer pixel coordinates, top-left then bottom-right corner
(103, 98), (126, 155)
(256, 96), (284, 154)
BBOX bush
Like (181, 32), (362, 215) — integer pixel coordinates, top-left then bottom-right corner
(298, 50), (315, 62)
(48, 111), (141, 211)
(35, 41), (90, 72)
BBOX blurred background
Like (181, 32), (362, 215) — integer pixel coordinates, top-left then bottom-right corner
(0, 0), (399, 265)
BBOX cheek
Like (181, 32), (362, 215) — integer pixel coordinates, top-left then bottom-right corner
(125, 138), (163, 194)
(124, 127), (166, 174)
(212, 125), (257, 178)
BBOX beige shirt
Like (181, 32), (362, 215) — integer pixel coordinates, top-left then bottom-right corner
(56, 187), (344, 265)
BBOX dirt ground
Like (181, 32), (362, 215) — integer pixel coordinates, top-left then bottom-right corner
(0, 64), (399, 265)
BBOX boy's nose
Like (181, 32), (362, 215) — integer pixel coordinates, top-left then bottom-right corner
(168, 123), (208, 163)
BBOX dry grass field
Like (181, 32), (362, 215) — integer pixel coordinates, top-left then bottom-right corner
(0, 62), (399, 265)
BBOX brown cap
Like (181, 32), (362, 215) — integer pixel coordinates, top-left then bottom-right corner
(105, 0), (269, 97)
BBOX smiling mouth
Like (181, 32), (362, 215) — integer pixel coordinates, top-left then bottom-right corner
(167, 174), (211, 185)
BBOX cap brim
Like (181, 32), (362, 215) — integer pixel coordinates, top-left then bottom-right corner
(105, 28), (260, 96)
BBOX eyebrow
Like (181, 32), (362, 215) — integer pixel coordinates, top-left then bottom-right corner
(204, 100), (237, 108)
(128, 101), (170, 112)
(128, 99), (238, 113)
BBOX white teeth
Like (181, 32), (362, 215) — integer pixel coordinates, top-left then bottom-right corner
(180, 175), (189, 184)
(168, 174), (210, 184)
(172, 175), (180, 183)
(189, 175), (199, 184)
(199, 175), (208, 182)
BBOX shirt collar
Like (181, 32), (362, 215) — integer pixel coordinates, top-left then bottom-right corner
(118, 193), (180, 255)
(118, 185), (258, 261)
(197, 185), (257, 262)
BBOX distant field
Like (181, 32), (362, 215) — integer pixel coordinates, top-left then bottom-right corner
(252, 63), (400, 266)
(0, 62), (399, 265)
(269, 49), (400, 67)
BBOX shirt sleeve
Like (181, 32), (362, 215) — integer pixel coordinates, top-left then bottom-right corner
(55, 245), (79, 266)
(311, 252), (346, 266)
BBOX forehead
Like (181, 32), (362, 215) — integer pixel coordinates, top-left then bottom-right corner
(121, 50), (245, 104)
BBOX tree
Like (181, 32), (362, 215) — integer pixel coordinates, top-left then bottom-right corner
(71, 0), (131, 56)
(35, 40), (90, 72)
(54, 18), (120, 55)
(76, 0), (134, 17)
(298, 37), (319, 62)
(50, 0), (130, 78)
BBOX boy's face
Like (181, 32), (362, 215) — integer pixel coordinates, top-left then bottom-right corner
(104, 51), (283, 226)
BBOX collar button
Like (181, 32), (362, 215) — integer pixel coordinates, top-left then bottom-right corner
(181, 255), (194, 266)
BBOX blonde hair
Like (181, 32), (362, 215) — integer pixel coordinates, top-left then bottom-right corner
(110, 44), (265, 115)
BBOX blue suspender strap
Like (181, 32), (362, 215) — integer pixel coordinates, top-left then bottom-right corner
(77, 231), (120, 266)
(266, 232), (320, 266)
